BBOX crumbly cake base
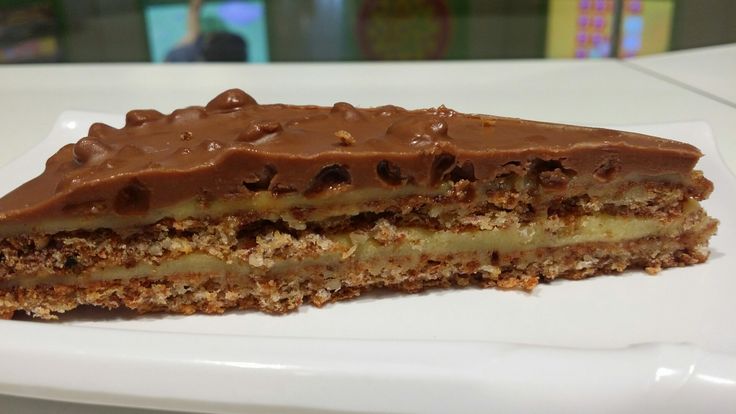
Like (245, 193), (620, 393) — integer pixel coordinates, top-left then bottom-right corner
(0, 226), (715, 320)
(0, 186), (710, 282)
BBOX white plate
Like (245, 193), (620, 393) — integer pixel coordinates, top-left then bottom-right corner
(0, 113), (735, 413)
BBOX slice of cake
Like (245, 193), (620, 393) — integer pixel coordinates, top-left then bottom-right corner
(0, 89), (717, 319)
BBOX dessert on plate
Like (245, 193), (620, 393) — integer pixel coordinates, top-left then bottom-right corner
(0, 89), (718, 319)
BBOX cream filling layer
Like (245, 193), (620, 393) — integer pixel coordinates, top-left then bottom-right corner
(1, 201), (705, 289)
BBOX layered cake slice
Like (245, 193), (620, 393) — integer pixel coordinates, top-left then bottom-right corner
(0, 89), (717, 319)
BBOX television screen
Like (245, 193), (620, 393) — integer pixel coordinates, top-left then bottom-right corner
(143, 0), (269, 62)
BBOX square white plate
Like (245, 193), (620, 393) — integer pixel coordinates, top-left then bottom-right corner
(0, 112), (735, 413)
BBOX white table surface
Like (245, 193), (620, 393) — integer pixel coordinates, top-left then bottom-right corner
(627, 43), (736, 106)
(0, 57), (735, 413)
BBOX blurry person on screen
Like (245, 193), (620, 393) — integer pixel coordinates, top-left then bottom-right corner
(166, 0), (248, 62)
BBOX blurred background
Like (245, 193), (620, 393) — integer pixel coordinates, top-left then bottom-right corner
(0, 0), (734, 64)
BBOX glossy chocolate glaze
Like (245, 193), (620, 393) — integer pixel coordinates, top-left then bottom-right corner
(0, 89), (702, 225)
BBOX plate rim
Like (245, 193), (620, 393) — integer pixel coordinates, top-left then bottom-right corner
(1, 112), (735, 412)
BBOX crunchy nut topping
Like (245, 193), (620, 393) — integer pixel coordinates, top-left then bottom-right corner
(481, 117), (496, 127)
(334, 130), (356, 146)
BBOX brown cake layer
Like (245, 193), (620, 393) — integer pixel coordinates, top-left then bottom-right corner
(0, 174), (712, 282)
(0, 225), (716, 320)
(0, 191), (718, 318)
(0, 89), (703, 228)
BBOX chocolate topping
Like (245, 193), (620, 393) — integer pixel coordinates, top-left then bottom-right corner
(0, 89), (702, 225)
(205, 88), (258, 111)
(125, 109), (165, 127)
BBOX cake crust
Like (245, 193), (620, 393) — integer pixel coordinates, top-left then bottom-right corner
(0, 225), (715, 320)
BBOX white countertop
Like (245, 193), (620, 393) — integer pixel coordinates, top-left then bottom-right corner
(627, 43), (736, 105)
(0, 56), (735, 413)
